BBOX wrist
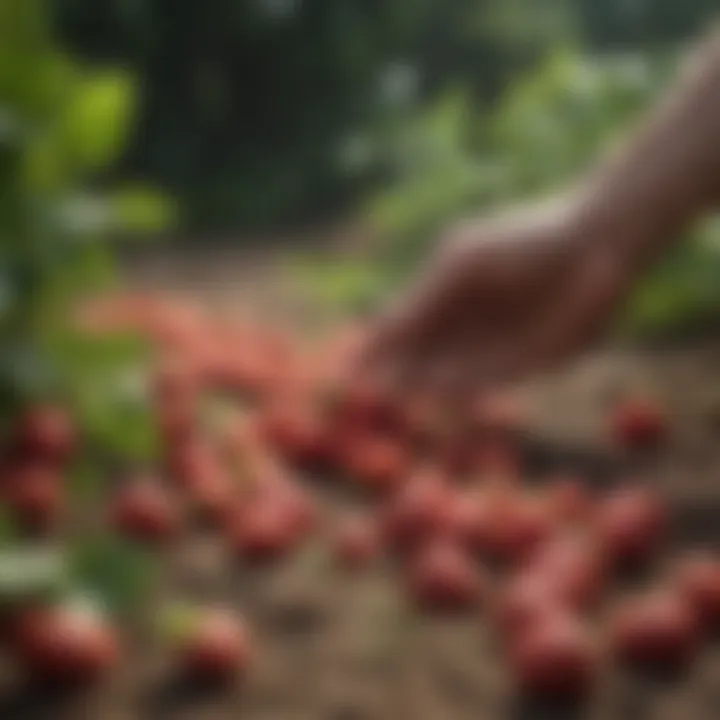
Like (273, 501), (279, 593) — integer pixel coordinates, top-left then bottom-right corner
(573, 30), (720, 272)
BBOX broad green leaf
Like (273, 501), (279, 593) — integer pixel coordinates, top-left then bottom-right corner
(70, 535), (157, 616)
(24, 130), (70, 191)
(112, 185), (176, 234)
(61, 71), (135, 172)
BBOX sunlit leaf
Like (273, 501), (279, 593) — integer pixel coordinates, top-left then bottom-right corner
(112, 184), (176, 234)
(61, 71), (135, 172)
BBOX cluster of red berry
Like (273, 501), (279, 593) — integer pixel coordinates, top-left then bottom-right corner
(2, 292), (718, 700)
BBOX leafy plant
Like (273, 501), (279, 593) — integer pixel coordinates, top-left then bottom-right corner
(0, 0), (172, 419)
(0, 0), (172, 610)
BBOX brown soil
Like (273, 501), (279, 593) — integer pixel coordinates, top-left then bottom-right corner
(4, 252), (720, 719)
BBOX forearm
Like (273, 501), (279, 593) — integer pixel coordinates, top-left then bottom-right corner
(578, 25), (720, 269)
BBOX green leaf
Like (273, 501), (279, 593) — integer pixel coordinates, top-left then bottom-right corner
(67, 457), (107, 502)
(70, 535), (157, 616)
(112, 184), (176, 234)
(74, 371), (160, 462)
(61, 71), (135, 172)
(0, 507), (18, 546)
(24, 129), (69, 191)
(0, 545), (67, 602)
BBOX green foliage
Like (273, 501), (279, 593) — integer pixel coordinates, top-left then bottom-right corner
(0, 0), (173, 415)
(292, 258), (393, 317)
(49, 0), (717, 232)
(305, 47), (720, 336)
(51, 0), (576, 231)
(0, 0), (172, 607)
(69, 534), (158, 616)
(112, 185), (177, 234)
(0, 545), (67, 603)
(61, 71), (134, 172)
(623, 220), (720, 336)
(368, 49), (667, 256)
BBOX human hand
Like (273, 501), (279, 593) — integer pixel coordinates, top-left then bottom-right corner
(360, 199), (638, 400)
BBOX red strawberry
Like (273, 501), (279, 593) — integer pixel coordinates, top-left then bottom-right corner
(345, 435), (409, 494)
(596, 486), (667, 569)
(381, 469), (454, 553)
(257, 403), (329, 467)
(472, 491), (552, 565)
(13, 603), (119, 685)
(169, 439), (235, 524)
(111, 478), (181, 543)
(524, 537), (606, 610)
(13, 405), (76, 464)
(157, 394), (197, 445)
(5, 464), (63, 533)
(544, 476), (593, 525)
(330, 378), (401, 433)
(170, 608), (250, 683)
(228, 496), (304, 563)
(510, 612), (597, 698)
(610, 398), (668, 450)
(674, 554), (720, 631)
(153, 357), (199, 406)
(609, 589), (700, 672)
(405, 537), (486, 612)
(495, 571), (565, 638)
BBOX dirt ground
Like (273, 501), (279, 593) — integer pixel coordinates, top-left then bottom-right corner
(5, 249), (720, 719)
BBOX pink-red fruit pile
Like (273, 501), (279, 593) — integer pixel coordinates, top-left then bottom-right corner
(6, 292), (711, 700)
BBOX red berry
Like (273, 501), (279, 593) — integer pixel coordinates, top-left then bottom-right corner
(153, 357), (199, 406)
(332, 513), (380, 570)
(445, 490), (488, 554)
(405, 538), (486, 612)
(228, 497), (304, 562)
(6, 464), (63, 532)
(380, 469), (454, 553)
(611, 399), (667, 450)
(495, 572), (565, 638)
(169, 439), (235, 524)
(609, 590), (700, 672)
(345, 435), (409, 494)
(327, 378), (403, 436)
(257, 403), (329, 467)
(111, 478), (181, 543)
(674, 554), (720, 631)
(14, 604), (119, 685)
(475, 441), (522, 484)
(544, 477), (593, 525)
(157, 395), (197, 444)
(510, 612), (597, 699)
(173, 609), (250, 682)
(596, 487), (667, 569)
(524, 537), (606, 610)
(263, 475), (318, 536)
(13, 406), (75, 463)
(473, 491), (552, 565)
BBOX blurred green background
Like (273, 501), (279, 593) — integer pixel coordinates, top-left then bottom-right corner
(3, 0), (720, 351)
(51, 0), (720, 335)
(51, 0), (716, 233)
